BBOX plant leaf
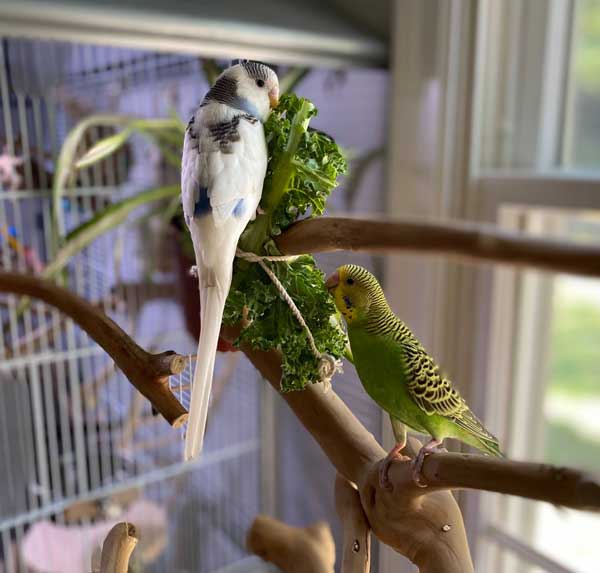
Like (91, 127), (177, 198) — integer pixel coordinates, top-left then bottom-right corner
(52, 115), (185, 250)
(279, 67), (310, 94)
(226, 94), (347, 391)
(343, 146), (385, 209)
(44, 185), (179, 281)
(201, 59), (223, 85)
(52, 114), (132, 250)
(74, 127), (134, 170)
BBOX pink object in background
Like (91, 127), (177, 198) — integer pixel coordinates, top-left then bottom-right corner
(21, 500), (167, 572)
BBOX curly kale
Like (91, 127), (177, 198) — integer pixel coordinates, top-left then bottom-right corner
(223, 94), (347, 391)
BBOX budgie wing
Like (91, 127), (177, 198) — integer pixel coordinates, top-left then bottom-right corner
(182, 114), (265, 227)
(400, 340), (500, 450)
(181, 117), (202, 224)
(401, 340), (465, 416)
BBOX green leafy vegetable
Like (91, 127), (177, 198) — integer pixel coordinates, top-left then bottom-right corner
(224, 93), (348, 391)
(48, 89), (346, 392)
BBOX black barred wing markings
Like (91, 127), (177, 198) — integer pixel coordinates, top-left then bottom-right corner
(208, 114), (258, 153)
(186, 115), (199, 151)
(403, 343), (465, 418)
(402, 339), (498, 444)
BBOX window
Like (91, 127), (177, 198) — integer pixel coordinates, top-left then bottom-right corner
(565, 0), (600, 167)
(383, 2), (600, 571)
(473, 2), (600, 571)
(475, 0), (600, 173)
(479, 209), (600, 573)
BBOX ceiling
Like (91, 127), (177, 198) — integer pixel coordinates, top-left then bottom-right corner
(0, 0), (390, 68)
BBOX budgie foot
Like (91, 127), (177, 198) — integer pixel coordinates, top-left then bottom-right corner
(412, 438), (446, 488)
(379, 442), (410, 490)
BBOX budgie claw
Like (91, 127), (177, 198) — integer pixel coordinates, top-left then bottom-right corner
(379, 442), (410, 490)
(412, 438), (446, 488)
(189, 265), (198, 278)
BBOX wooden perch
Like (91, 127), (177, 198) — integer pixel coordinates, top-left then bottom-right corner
(276, 216), (600, 278)
(0, 272), (188, 427)
(225, 335), (473, 573)
(247, 515), (335, 573)
(222, 329), (600, 573)
(99, 522), (138, 573)
(335, 475), (370, 573)
(5, 209), (600, 571)
(410, 447), (600, 511)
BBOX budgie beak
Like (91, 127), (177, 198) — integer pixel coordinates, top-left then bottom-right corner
(325, 271), (340, 292)
(269, 87), (279, 108)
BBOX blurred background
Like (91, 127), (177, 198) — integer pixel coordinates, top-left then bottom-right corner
(0, 1), (599, 572)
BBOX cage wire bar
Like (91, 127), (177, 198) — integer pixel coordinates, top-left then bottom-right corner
(0, 37), (267, 572)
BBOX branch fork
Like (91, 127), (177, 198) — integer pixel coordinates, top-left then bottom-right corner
(0, 272), (188, 426)
(6, 212), (600, 571)
(230, 337), (600, 572)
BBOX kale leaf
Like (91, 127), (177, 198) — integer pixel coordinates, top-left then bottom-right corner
(223, 93), (347, 391)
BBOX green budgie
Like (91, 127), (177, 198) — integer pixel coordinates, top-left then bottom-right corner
(326, 264), (502, 488)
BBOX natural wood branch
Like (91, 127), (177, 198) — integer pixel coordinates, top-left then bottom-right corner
(0, 272), (188, 427)
(335, 475), (370, 573)
(4, 207), (600, 572)
(222, 327), (600, 573)
(360, 439), (473, 573)
(219, 328), (382, 480)
(411, 448), (600, 511)
(99, 522), (138, 573)
(276, 216), (600, 277)
(247, 515), (335, 573)
(221, 329), (473, 573)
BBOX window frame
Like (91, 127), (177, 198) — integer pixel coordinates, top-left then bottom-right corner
(383, 0), (479, 569)
(471, 1), (600, 572)
(385, 2), (600, 572)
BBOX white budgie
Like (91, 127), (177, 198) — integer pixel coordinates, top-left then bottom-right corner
(181, 62), (279, 460)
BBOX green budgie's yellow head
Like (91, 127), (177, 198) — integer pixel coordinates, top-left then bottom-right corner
(326, 264), (386, 325)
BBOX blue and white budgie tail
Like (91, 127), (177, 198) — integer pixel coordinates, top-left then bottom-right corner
(181, 62), (279, 461)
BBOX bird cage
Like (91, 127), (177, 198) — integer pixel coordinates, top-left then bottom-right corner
(0, 38), (270, 573)
(4, 4), (600, 573)
(0, 3), (388, 572)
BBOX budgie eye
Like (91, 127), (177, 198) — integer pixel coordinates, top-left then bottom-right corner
(346, 278), (354, 285)
(256, 79), (265, 88)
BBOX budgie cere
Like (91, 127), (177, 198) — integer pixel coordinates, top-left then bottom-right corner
(182, 62), (279, 460)
(326, 265), (502, 488)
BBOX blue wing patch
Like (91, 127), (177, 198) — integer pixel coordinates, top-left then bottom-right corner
(233, 198), (246, 218)
(194, 186), (211, 218)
